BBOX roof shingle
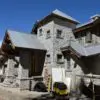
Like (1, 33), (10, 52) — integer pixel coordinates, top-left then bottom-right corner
(7, 30), (46, 51)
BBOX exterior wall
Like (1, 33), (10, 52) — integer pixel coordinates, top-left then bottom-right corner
(76, 32), (100, 47)
(53, 23), (75, 68)
(1, 56), (19, 87)
(54, 18), (76, 29)
(37, 18), (77, 89)
(37, 19), (76, 70)
(37, 21), (54, 67)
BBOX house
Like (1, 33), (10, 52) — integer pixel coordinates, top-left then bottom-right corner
(0, 9), (100, 94)
(0, 30), (46, 90)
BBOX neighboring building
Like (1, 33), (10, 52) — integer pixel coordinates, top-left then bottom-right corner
(31, 9), (79, 74)
(61, 14), (100, 93)
(74, 14), (100, 46)
(0, 30), (46, 90)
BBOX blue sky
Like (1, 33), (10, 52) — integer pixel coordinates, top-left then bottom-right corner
(0, 0), (100, 41)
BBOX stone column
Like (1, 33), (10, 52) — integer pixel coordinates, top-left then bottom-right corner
(18, 51), (31, 90)
(3, 57), (16, 86)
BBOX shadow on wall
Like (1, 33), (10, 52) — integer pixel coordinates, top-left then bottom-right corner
(69, 52), (100, 75)
(83, 55), (100, 75)
(72, 55), (100, 75)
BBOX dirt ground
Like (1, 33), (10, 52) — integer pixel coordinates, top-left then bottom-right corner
(0, 85), (48, 100)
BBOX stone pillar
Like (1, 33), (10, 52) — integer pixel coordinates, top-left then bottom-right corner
(18, 64), (30, 90)
(18, 51), (31, 90)
(3, 57), (16, 86)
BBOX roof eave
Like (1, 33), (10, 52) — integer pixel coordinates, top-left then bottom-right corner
(73, 22), (93, 33)
(61, 46), (82, 58)
(37, 13), (79, 27)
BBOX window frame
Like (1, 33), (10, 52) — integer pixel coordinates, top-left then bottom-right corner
(39, 28), (43, 36)
(46, 54), (51, 63)
(57, 54), (64, 64)
(85, 31), (92, 43)
(46, 30), (51, 39)
(56, 29), (63, 39)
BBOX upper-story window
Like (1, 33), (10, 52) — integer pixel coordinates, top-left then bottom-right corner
(46, 30), (51, 39)
(39, 28), (43, 36)
(57, 54), (64, 64)
(67, 57), (71, 70)
(46, 54), (51, 63)
(78, 33), (82, 44)
(85, 32), (92, 43)
(56, 29), (62, 39)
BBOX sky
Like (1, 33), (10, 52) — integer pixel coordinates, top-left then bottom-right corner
(0, 0), (100, 42)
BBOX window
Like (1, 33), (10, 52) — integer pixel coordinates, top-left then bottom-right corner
(67, 56), (71, 70)
(3, 64), (7, 74)
(67, 60), (71, 70)
(46, 30), (51, 39)
(46, 54), (50, 63)
(39, 28), (42, 36)
(78, 33), (82, 43)
(78, 38), (82, 43)
(57, 54), (63, 64)
(85, 32), (92, 43)
(56, 29), (62, 38)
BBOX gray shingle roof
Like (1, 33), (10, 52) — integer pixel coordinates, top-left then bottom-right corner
(61, 40), (100, 57)
(76, 14), (100, 29)
(7, 30), (46, 50)
(52, 9), (80, 24)
(76, 20), (94, 28)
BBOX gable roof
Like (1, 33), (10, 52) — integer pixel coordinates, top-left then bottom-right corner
(6, 30), (46, 51)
